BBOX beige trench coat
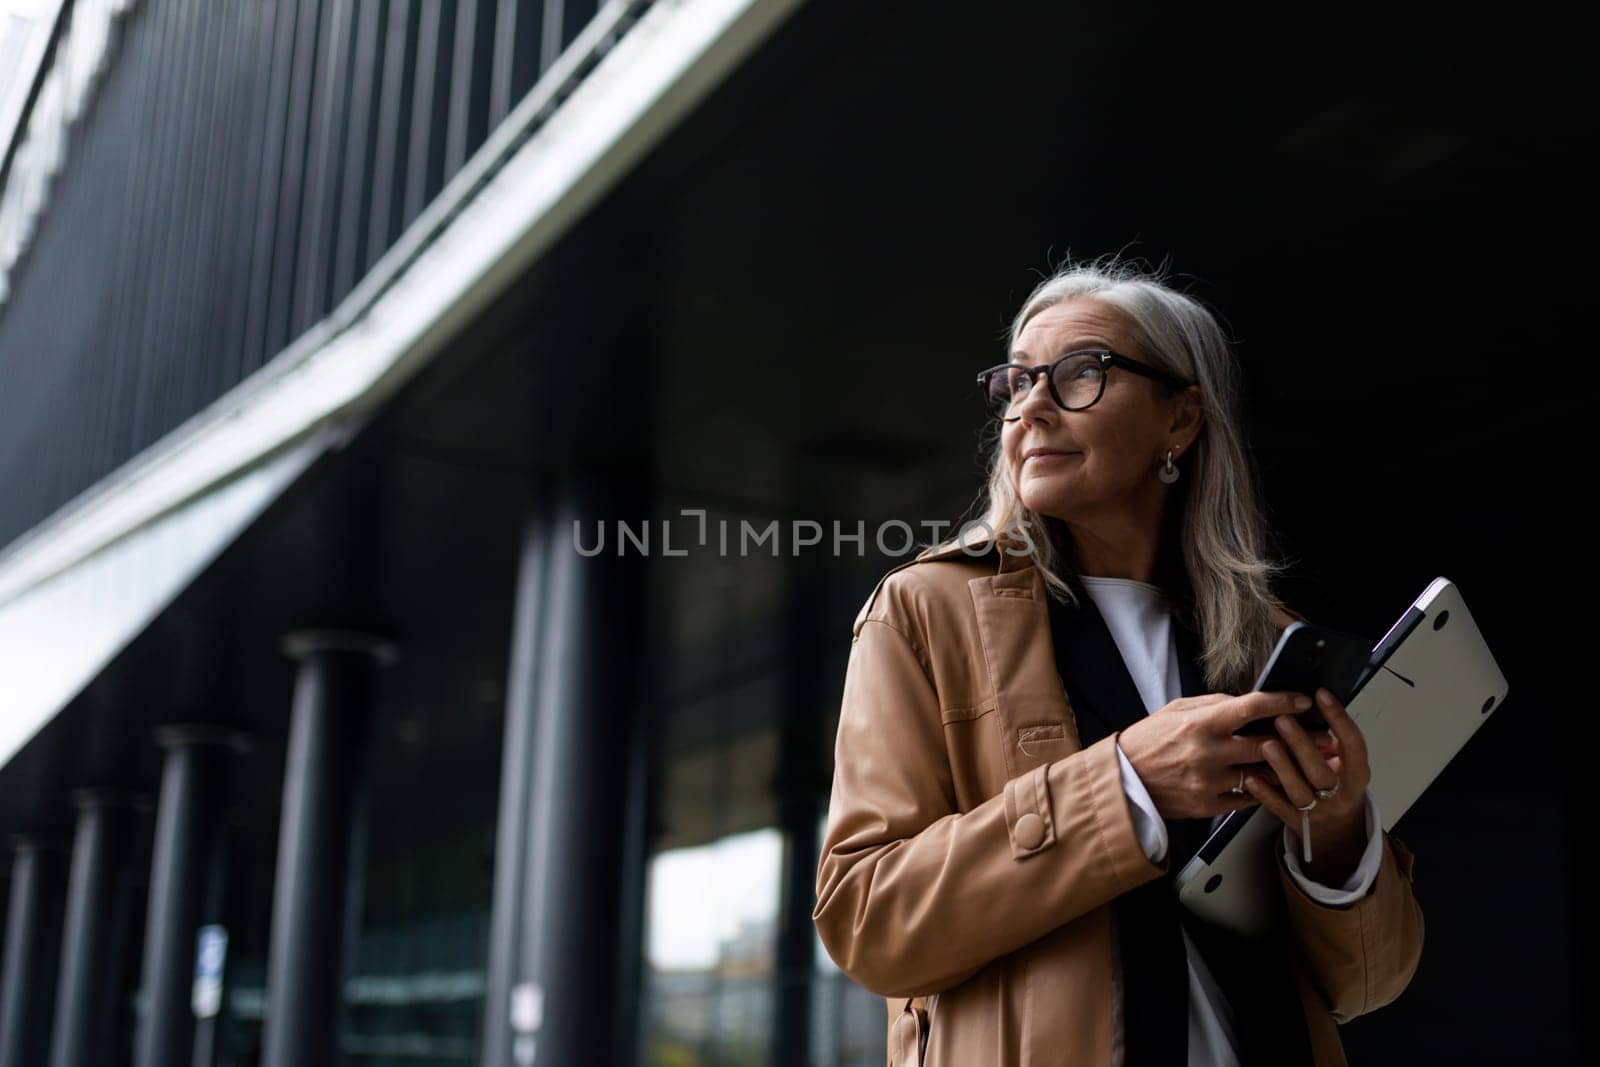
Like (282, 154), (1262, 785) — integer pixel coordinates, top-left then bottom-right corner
(812, 535), (1424, 1066)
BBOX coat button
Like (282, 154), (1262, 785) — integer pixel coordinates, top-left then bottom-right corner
(1015, 812), (1045, 849)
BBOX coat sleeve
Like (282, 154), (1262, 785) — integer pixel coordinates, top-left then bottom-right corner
(1277, 829), (1424, 1022)
(812, 616), (1167, 999)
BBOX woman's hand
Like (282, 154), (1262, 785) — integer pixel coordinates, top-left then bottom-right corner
(1118, 690), (1335, 819)
(1243, 686), (1372, 886)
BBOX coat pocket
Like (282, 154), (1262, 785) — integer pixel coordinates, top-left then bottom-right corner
(1016, 721), (1068, 758)
(992, 674), (1081, 778)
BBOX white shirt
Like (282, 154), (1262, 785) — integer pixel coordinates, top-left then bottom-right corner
(1077, 575), (1385, 1067)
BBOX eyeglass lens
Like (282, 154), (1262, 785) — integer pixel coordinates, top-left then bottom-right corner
(986, 353), (1105, 419)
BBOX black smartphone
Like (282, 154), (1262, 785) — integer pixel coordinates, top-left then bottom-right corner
(1232, 621), (1373, 737)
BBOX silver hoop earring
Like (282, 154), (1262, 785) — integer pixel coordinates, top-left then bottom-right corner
(1158, 448), (1180, 484)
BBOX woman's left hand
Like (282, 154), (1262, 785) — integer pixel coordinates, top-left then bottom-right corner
(1244, 686), (1372, 885)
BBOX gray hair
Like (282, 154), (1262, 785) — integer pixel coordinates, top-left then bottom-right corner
(957, 253), (1298, 694)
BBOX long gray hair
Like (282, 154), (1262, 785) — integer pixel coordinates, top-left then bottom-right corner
(955, 254), (1299, 694)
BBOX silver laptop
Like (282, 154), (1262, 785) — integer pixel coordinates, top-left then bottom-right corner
(1175, 577), (1509, 938)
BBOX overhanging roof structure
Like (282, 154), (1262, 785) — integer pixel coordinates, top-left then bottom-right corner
(0, 0), (805, 775)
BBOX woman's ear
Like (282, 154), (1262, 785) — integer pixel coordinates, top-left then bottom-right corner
(1168, 384), (1204, 445)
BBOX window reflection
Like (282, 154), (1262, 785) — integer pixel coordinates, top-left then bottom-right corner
(644, 827), (781, 1065)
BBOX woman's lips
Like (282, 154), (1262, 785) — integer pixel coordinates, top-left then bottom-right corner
(1024, 451), (1081, 464)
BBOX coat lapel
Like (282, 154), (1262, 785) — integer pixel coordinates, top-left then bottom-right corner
(966, 550), (1207, 755)
(967, 563), (1073, 781)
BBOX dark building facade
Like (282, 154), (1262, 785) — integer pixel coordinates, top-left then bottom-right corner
(0, 1), (1591, 1065)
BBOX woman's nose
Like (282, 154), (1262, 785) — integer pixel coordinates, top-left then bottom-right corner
(1013, 370), (1056, 423)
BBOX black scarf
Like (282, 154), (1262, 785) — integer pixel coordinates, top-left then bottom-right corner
(1046, 585), (1314, 1066)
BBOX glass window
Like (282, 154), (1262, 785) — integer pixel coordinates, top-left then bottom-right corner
(643, 827), (782, 1066)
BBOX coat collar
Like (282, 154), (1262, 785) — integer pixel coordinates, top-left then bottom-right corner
(901, 528), (1209, 740)
(851, 526), (1027, 639)
(855, 527), (1211, 712)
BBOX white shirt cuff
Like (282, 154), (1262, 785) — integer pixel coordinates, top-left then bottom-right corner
(1115, 741), (1168, 864)
(1281, 788), (1384, 904)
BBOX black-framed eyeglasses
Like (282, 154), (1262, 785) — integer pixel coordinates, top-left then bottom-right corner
(975, 348), (1191, 422)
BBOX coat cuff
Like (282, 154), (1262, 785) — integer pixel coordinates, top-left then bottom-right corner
(1000, 731), (1166, 894)
(1276, 826), (1424, 1021)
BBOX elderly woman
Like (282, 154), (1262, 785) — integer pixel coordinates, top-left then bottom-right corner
(812, 259), (1423, 1066)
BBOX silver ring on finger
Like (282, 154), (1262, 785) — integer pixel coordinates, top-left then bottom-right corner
(1314, 778), (1341, 802)
(1295, 796), (1317, 813)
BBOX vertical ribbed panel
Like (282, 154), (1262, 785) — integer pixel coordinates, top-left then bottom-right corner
(0, 0), (613, 555)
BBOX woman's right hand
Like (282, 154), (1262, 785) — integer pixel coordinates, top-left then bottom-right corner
(1117, 691), (1336, 819)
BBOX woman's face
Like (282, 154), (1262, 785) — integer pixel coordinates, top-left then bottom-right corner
(1001, 297), (1200, 523)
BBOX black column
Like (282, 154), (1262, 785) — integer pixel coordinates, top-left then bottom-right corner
(0, 836), (67, 1067)
(482, 487), (554, 1067)
(260, 630), (393, 1067)
(771, 552), (828, 1067)
(485, 470), (645, 1066)
(610, 661), (659, 1067)
(133, 727), (244, 1067)
(49, 791), (135, 1067)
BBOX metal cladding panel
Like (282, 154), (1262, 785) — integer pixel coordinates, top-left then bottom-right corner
(0, 0), (553, 554)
